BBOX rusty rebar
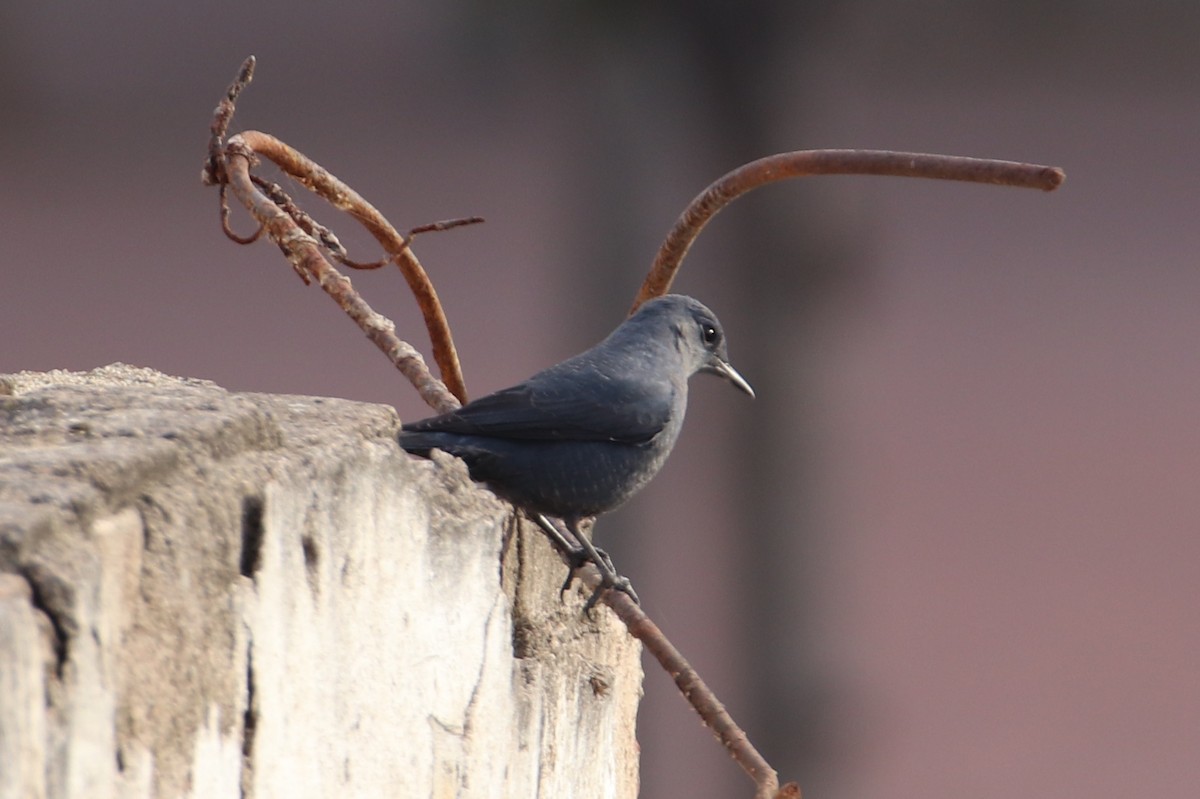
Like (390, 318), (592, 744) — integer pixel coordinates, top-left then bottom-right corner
(633, 149), (1065, 312)
(220, 144), (460, 413)
(203, 56), (469, 405)
(230, 129), (469, 403)
(534, 514), (794, 799)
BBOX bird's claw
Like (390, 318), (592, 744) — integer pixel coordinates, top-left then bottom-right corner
(560, 548), (640, 613)
(559, 563), (580, 599)
(582, 573), (639, 614)
(557, 543), (613, 592)
(536, 515), (640, 611)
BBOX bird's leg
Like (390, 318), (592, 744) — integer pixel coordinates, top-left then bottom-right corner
(531, 512), (580, 555)
(528, 513), (639, 609)
(565, 519), (640, 611)
(528, 514), (598, 593)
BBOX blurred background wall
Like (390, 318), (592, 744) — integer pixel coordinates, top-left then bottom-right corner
(2, 3), (1196, 797)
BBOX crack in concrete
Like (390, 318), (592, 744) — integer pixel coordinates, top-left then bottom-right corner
(18, 564), (70, 679)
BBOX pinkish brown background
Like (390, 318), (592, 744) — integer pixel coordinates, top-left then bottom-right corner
(2, 4), (1196, 798)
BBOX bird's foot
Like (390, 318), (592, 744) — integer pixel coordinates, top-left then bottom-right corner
(559, 541), (640, 612)
(558, 542), (616, 576)
(582, 572), (639, 613)
(532, 513), (641, 611)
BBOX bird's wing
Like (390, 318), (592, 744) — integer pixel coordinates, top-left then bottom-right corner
(403, 369), (676, 444)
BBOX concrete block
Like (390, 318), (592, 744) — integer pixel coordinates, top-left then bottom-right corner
(0, 365), (641, 799)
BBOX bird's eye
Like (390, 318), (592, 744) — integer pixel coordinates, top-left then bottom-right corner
(702, 325), (720, 346)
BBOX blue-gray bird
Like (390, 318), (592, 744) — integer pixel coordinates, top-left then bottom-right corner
(398, 294), (753, 593)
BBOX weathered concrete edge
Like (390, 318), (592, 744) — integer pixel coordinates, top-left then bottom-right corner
(0, 365), (642, 799)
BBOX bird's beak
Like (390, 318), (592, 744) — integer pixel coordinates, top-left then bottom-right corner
(707, 358), (756, 399)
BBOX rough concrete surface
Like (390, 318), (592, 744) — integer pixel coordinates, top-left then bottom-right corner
(0, 365), (642, 799)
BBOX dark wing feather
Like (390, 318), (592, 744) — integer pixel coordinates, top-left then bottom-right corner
(403, 366), (675, 444)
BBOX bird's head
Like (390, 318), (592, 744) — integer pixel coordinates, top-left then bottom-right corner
(636, 295), (755, 399)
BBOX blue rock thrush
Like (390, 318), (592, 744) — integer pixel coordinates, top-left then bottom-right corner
(398, 294), (754, 600)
